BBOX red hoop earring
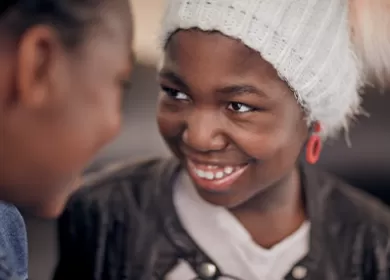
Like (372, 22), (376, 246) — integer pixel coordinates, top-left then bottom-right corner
(306, 122), (322, 164)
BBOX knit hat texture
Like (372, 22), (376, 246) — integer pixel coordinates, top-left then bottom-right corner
(160, 0), (363, 138)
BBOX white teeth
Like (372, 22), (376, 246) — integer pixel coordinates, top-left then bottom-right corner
(205, 172), (214, 180)
(192, 165), (241, 181)
(224, 167), (233, 174)
(215, 171), (224, 179)
(196, 170), (205, 178)
(207, 165), (218, 169)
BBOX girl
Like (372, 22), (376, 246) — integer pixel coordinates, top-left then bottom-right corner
(0, 0), (133, 217)
(0, 0), (133, 279)
(55, 0), (390, 279)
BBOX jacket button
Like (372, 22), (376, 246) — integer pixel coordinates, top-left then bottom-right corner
(292, 266), (307, 279)
(199, 262), (217, 278)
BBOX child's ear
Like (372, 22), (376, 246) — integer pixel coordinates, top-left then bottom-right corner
(16, 25), (60, 109)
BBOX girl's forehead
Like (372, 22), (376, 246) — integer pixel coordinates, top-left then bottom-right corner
(99, 3), (132, 37)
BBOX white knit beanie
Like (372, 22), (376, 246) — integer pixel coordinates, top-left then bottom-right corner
(160, 0), (363, 139)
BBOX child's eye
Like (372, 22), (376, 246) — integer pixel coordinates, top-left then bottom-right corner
(227, 102), (255, 113)
(161, 86), (190, 101)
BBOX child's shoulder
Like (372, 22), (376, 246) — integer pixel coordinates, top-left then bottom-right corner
(66, 157), (179, 216)
(313, 167), (390, 236)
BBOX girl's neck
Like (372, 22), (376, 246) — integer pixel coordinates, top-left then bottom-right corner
(229, 167), (306, 248)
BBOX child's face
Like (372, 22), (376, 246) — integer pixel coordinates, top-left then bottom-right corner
(157, 29), (308, 208)
(0, 5), (133, 217)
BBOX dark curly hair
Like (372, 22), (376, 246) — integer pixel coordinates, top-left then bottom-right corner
(0, 0), (131, 49)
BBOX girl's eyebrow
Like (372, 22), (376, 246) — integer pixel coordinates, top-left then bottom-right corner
(158, 69), (190, 92)
(215, 84), (267, 98)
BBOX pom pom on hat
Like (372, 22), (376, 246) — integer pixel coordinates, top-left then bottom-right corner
(160, 0), (364, 139)
(350, 0), (390, 90)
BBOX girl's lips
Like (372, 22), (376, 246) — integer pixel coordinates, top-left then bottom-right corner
(186, 160), (248, 192)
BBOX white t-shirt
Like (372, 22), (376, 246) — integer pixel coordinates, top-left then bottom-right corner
(168, 171), (310, 280)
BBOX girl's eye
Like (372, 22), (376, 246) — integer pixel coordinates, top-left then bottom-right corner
(227, 102), (255, 113)
(161, 86), (190, 101)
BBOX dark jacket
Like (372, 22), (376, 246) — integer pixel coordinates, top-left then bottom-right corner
(53, 158), (390, 280)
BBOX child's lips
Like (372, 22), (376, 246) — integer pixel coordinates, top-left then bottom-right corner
(187, 159), (249, 192)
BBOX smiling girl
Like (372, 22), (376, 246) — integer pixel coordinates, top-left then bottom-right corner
(55, 1), (390, 279)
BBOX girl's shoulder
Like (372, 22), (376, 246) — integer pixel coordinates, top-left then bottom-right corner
(55, 158), (180, 279)
(63, 157), (180, 222)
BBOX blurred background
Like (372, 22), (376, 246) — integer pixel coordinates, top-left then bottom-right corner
(24, 0), (390, 279)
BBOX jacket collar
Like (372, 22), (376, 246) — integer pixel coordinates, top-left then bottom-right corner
(297, 162), (328, 269)
(155, 158), (330, 277)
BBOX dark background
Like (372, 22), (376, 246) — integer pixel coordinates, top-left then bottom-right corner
(25, 62), (390, 280)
